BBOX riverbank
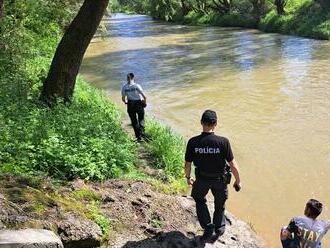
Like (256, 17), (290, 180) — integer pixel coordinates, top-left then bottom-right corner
(0, 175), (264, 247)
(0, 2), (263, 246)
(117, 0), (330, 40)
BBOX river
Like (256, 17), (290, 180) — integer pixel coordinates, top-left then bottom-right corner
(81, 13), (330, 247)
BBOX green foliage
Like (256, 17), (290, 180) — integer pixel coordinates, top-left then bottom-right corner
(0, 0), (137, 181)
(88, 204), (111, 236)
(114, 0), (330, 39)
(183, 11), (257, 27)
(72, 187), (102, 202)
(259, 1), (330, 39)
(144, 119), (185, 179)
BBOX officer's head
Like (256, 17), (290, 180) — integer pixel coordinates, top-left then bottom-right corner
(127, 73), (135, 83)
(304, 199), (323, 219)
(201, 110), (217, 128)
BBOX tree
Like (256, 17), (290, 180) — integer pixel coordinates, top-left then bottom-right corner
(274, 0), (286, 15)
(211, 0), (232, 14)
(250, 0), (266, 20)
(0, 0), (4, 18)
(40, 0), (109, 105)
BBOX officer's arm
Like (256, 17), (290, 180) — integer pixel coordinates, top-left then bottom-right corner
(121, 87), (127, 104)
(228, 159), (241, 186)
(184, 161), (194, 185)
(140, 92), (147, 102)
(122, 96), (127, 104)
(185, 161), (192, 178)
(137, 85), (147, 102)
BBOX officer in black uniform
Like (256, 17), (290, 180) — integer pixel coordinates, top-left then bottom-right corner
(184, 110), (242, 241)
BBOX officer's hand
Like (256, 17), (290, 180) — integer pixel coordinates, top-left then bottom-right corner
(233, 181), (241, 192)
(186, 177), (194, 186)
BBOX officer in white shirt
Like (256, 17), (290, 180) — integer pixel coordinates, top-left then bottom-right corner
(121, 73), (147, 141)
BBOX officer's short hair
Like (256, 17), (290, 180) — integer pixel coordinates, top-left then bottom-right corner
(127, 73), (135, 80)
(306, 199), (323, 218)
(201, 110), (217, 125)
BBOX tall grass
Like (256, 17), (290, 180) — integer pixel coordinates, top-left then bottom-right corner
(144, 119), (185, 179)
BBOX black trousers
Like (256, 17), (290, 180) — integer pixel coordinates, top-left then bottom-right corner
(191, 178), (228, 231)
(127, 100), (145, 139)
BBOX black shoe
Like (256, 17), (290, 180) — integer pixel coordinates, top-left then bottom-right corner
(201, 224), (214, 242)
(209, 228), (225, 243)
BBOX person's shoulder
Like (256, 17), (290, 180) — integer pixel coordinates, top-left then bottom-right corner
(213, 134), (230, 143)
(121, 83), (128, 88)
(188, 134), (202, 143)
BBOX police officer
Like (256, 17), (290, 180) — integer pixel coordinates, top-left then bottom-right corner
(121, 73), (147, 142)
(184, 109), (242, 241)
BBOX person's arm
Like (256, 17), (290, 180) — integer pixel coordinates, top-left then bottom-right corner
(228, 159), (241, 189)
(185, 161), (194, 185)
(122, 96), (127, 104)
(137, 85), (147, 102)
(225, 138), (241, 191)
(121, 86), (127, 104)
(184, 139), (194, 185)
(140, 92), (147, 102)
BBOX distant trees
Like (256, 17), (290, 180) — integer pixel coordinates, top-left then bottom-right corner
(210, 0), (232, 14)
(250, 0), (266, 20)
(41, 0), (109, 105)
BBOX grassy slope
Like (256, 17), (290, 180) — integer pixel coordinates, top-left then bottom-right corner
(0, 0), (185, 183)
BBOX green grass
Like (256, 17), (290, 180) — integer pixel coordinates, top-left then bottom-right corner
(144, 119), (185, 180)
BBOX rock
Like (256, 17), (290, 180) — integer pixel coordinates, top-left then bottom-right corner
(0, 229), (63, 248)
(101, 195), (115, 203)
(57, 214), (102, 248)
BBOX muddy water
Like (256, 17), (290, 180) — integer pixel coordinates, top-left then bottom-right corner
(81, 14), (330, 247)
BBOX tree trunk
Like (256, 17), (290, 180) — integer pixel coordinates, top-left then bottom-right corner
(40, 0), (109, 105)
(0, 0), (4, 18)
(275, 0), (286, 15)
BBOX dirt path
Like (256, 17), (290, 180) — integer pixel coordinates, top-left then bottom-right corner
(119, 118), (264, 248)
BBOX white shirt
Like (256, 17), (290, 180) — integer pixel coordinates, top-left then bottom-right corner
(121, 82), (143, 101)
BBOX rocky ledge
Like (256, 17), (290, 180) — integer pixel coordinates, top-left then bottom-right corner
(0, 175), (264, 247)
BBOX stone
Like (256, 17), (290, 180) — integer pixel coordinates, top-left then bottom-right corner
(0, 229), (63, 248)
(57, 214), (102, 248)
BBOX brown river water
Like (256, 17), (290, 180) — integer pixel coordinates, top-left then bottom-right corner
(81, 14), (330, 247)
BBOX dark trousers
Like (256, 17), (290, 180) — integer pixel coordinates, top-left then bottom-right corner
(191, 178), (228, 231)
(127, 100), (145, 139)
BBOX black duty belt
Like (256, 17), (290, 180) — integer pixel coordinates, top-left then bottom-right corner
(197, 171), (224, 180)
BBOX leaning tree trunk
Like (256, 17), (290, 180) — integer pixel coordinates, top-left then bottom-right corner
(0, 0), (4, 18)
(40, 0), (109, 105)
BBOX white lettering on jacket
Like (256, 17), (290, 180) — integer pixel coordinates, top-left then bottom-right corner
(194, 147), (220, 154)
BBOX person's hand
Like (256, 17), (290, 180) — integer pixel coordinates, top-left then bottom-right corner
(186, 177), (194, 186)
(233, 180), (241, 192)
